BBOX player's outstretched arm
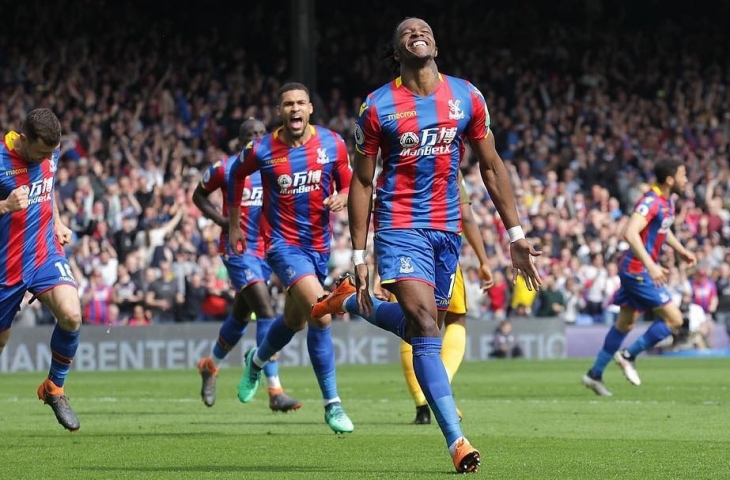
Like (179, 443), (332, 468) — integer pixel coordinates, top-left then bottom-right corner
(471, 133), (541, 290)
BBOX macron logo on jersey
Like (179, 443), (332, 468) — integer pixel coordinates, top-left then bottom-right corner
(399, 127), (458, 157)
(277, 170), (322, 195)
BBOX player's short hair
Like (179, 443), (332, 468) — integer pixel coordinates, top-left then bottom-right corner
(277, 82), (310, 102)
(654, 158), (684, 184)
(22, 108), (61, 146)
(239, 118), (265, 139)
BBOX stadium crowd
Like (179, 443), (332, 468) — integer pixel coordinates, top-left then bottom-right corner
(3, 0), (730, 347)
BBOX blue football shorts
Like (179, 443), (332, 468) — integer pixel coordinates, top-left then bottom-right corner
(0, 255), (77, 331)
(612, 271), (673, 311)
(374, 228), (462, 310)
(265, 242), (329, 288)
(222, 252), (272, 291)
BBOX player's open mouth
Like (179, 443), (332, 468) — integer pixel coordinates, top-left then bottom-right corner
(410, 40), (427, 48)
(290, 117), (303, 130)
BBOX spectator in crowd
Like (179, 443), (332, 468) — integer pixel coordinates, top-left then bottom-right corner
(534, 275), (566, 318)
(672, 290), (712, 351)
(144, 262), (184, 323)
(713, 263), (730, 338)
(490, 320), (523, 359)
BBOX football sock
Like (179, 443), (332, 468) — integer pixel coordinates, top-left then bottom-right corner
(307, 324), (339, 403)
(412, 336), (462, 447)
(627, 320), (673, 357)
(345, 295), (407, 339)
(255, 317), (281, 382)
(400, 340), (427, 407)
(212, 314), (248, 364)
(589, 326), (627, 377)
(48, 325), (80, 388)
(251, 316), (294, 374)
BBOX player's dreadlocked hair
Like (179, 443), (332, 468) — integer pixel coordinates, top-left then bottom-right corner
(381, 17), (416, 75)
(381, 41), (400, 75)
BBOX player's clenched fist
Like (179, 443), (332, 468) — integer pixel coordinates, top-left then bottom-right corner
(4, 185), (30, 212)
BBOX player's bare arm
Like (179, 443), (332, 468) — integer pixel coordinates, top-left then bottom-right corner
(348, 151), (377, 317)
(460, 202), (494, 290)
(471, 132), (542, 290)
(664, 229), (697, 268)
(622, 213), (667, 285)
(0, 186), (30, 214)
(192, 184), (228, 229)
(52, 201), (73, 246)
(227, 204), (245, 253)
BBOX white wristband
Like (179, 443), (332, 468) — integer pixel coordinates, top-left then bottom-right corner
(507, 226), (525, 244)
(352, 250), (367, 266)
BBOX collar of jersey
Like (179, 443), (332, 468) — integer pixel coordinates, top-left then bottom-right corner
(273, 125), (316, 140)
(395, 73), (444, 88)
(4, 131), (19, 150)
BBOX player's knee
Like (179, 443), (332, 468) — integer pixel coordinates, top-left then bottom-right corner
(308, 315), (331, 329)
(285, 315), (308, 332)
(59, 309), (83, 331)
(408, 313), (440, 337)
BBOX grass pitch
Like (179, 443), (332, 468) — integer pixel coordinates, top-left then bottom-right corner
(2, 358), (729, 479)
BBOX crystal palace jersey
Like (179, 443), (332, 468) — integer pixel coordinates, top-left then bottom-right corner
(619, 186), (675, 275)
(355, 74), (490, 233)
(200, 155), (266, 258)
(228, 125), (352, 253)
(0, 132), (63, 286)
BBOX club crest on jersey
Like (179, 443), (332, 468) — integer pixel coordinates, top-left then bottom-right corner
(448, 99), (465, 120)
(316, 148), (330, 164)
(202, 168), (211, 184)
(399, 256), (414, 274)
(49, 157), (57, 173)
(245, 268), (255, 281)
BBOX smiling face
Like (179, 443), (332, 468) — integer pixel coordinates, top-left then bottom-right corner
(278, 89), (313, 140)
(394, 18), (437, 67)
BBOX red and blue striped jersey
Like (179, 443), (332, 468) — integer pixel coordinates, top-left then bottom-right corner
(200, 155), (266, 258)
(354, 74), (490, 233)
(0, 132), (62, 286)
(619, 186), (675, 275)
(228, 125), (352, 253)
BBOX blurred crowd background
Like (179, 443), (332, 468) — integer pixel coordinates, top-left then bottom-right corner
(3, 0), (730, 347)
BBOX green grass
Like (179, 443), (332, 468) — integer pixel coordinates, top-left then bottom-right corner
(2, 358), (730, 479)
